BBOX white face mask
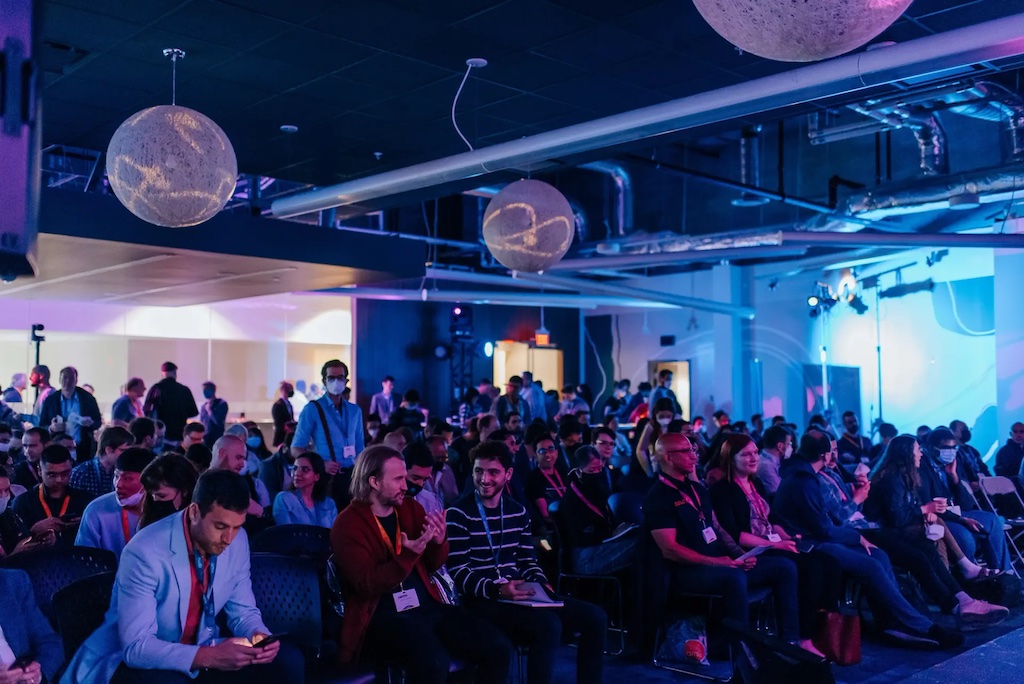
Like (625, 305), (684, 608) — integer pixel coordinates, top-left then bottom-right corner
(325, 378), (347, 396)
(117, 490), (145, 508)
(784, 443), (793, 459)
(0, 443), (9, 453)
(657, 417), (672, 428)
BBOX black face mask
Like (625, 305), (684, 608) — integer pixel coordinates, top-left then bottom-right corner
(961, 429), (972, 444)
(580, 470), (611, 499)
(146, 500), (179, 524)
(406, 480), (423, 496)
(432, 461), (445, 473)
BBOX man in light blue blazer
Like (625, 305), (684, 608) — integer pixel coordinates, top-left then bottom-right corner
(62, 470), (303, 684)
(0, 568), (63, 682)
(292, 360), (365, 471)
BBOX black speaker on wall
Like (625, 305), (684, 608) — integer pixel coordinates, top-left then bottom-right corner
(660, 335), (676, 347)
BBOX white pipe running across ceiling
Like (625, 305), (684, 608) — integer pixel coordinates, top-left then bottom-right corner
(271, 14), (1024, 219)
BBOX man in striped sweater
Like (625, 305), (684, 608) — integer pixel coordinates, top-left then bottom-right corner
(447, 440), (607, 684)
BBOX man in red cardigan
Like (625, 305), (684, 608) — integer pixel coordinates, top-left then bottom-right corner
(331, 445), (512, 683)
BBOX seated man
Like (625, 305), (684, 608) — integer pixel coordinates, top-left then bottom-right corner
(11, 445), (91, 547)
(12, 427), (47, 492)
(76, 447), (155, 557)
(645, 433), (809, 652)
(921, 427), (1011, 571)
(525, 432), (566, 533)
(446, 440), (607, 684)
(70, 426), (134, 499)
(774, 431), (962, 649)
(331, 445), (510, 683)
(0, 568), (64, 682)
(62, 470), (303, 684)
(756, 425), (793, 497)
(210, 435), (271, 528)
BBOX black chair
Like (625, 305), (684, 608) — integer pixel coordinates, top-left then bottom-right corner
(609, 492), (644, 526)
(252, 524), (332, 563)
(2, 546), (117, 626)
(52, 571), (115, 665)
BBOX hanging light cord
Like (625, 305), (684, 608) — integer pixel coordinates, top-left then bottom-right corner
(452, 63), (477, 152)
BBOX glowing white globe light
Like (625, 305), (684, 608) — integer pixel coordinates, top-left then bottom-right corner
(482, 179), (575, 273)
(692, 0), (913, 62)
(106, 105), (238, 227)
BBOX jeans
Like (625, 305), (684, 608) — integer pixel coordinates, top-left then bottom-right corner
(948, 510), (1011, 571)
(111, 641), (304, 684)
(667, 554), (801, 641)
(863, 528), (962, 612)
(365, 601), (512, 684)
(815, 542), (932, 634)
(570, 534), (639, 575)
(468, 596), (607, 684)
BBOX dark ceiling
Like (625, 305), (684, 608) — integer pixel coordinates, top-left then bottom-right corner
(40, 0), (1016, 187)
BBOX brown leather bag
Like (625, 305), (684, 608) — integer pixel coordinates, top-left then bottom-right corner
(813, 611), (861, 665)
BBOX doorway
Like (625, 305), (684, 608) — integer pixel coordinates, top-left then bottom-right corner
(647, 360), (691, 420)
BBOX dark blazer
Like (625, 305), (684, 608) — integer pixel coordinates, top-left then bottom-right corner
(864, 473), (926, 531)
(38, 388), (101, 452)
(270, 398), (294, 447)
(773, 460), (861, 546)
(331, 498), (447, 663)
(708, 477), (771, 544)
(996, 439), (1024, 478)
(0, 569), (63, 681)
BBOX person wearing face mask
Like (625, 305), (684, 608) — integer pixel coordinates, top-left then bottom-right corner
(919, 427), (1012, 573)
(0, 466), (27, 516)
(293, 360), (365, 510)
(634, 398), (675, 479)
(756, 425), (794, 497)
(143, 362), (199, 448)
(647, 370), (681, 419)
(271, 382), (296, 448)
(75, 447), (155, 557)
(199, 381), (229, 449)
(138, 454), (198, 528)
(224, 424), (261, 477)
(404, 441), (444, 515)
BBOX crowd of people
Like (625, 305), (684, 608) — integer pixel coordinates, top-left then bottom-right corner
(0, 360), (1023, 683)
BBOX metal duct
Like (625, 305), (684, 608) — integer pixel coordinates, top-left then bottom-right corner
(849, 102), (948, 176)
(270, 15), (1024, 218)
(578, 161), (634, 235)
(779, 230), (1024, 249)
(948, 81), (1024, 160)
(732, 126), (770, 207)
(329, 287), (675, 309)
(845, 162), (1024, 215)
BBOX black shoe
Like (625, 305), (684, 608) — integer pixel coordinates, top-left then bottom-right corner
(927, 624), (965, 649)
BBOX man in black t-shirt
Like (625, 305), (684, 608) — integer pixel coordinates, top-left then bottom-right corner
(11, 445), (91, 547)
(143, 362), (199, 445)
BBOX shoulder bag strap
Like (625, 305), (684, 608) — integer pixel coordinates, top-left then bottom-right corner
(313, 400), (337, 462)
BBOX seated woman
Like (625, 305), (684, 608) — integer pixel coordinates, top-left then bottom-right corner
(709, 434), (833, 657)
(138, 454), (199, 528)
(561, 446), (639, 575)
(273, 452), (338, 528)
(864, 435), (1006, 624)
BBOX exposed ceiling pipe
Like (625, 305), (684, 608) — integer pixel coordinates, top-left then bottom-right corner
(947, 81), (1024, 160)
(848, 102), (948, 176)
(843, 162), (1024, 215)
(548, 245), (810, 272)
(731, 126), (771, 207)
(269, 15), (1024, 219)
(330, 287), (675, 309)
(424, 266), (577, 291)
(578, 161), (634, 236)
(328, 222), (481, 251)
(512, 271), (756, 318)
(780, 230), (1024, 249)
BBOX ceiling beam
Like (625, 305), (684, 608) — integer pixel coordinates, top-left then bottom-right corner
(329, 287), (675, 310)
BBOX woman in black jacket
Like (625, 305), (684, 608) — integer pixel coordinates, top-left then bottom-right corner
(865, 435), (1006, 624)
(709, 434), (834, 657)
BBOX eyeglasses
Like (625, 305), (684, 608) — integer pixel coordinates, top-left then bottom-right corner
(325, 374), (348, 381)
(666, 447), (699, 456)
(595, 440), (615, 447)
(537, 447), (555, 455)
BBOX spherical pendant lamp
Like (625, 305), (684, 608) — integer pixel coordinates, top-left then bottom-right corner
(691, 0), (913, 62)
(482, 179), (575, 273)
(105, 49), (237, 227)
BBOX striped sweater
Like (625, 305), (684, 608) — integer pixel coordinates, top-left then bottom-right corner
(446, 493), (548, 599)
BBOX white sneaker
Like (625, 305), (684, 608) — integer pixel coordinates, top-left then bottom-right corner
(958, 598), (1010, 626)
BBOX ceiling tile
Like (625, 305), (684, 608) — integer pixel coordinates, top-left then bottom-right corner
(387, 25), (519, 71)
(533, 24), (661, 70)
(475, 52), (585, 91)
(158, 0), (291, 50)
(547, 0), (666, 21)
(337, 53), (454, 91)
(249, 27), (379, 73)
(41, 6), (141, 52)
(315, 4), (447, 51)
(290, 76), (395, 109)
(46, 0), (189, 24)
(476, 93), (589, 126)
(384, 0), (507, 23)
(456, 0), (595, 50)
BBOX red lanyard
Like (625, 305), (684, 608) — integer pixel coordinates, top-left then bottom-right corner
(182, 515), (210, 593)
(659, 475), (705, 521)
(38, 487), (70, 518)
(541, 468), (566, 498)
(741, 480), (771, 523)
(122, 508), (133, 544)
(569, 482), (606, 519)
(374, 514), (402, 556)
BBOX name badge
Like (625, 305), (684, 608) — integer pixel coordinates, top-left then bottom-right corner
(701, 526), (718, 544)
(393, 589), (420, 612)
(343, 445), (356, 460)
(766, 533), (782, 543)
(948, 504), (962, 517)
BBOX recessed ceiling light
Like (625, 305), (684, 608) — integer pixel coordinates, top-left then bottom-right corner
(280, 124), (298, 134)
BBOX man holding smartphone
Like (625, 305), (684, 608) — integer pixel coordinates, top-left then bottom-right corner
(61, 470), (303, 684)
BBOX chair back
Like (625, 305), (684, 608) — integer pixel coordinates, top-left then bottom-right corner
(249, 552), (322, 650)
(980, 476), (1020, 497)
(609, 491), (644, 526)
(2, 546), (117, 625)
(52, 571), (115, 662)
(252, 524), (331, 562)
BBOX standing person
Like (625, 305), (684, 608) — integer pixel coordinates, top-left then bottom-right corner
(331, 445), (512, 682)
(369, 376), (398, 426)
(555, 385), (589, 422)
(62, 470), (304, 684)
(493, 376), (532, 427)
(272, 453), (337, 528)
(446, 441), (607, 684)
(647, 369), (680, 416)
(520, 372), (547, 424)
(29, 365), (54, 419)
(199, 382), (229, 449)
(112, 378), (147, 424)
(2, 373), (28, 404)
(270, 382), (295, 448)
(75, 447), (155, 557)
(143, 362), (199, 449)
(39, 366), (102, 457)
(293, 360), (364, 509)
